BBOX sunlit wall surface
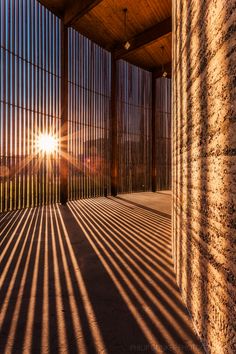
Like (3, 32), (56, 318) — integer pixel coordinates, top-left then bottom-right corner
(173, 0), (236, 352)
(117, 61), (152, 193)
(155, 78), (171, 190)
(68, 29), (111, 199)
(0, 0), (61, 211)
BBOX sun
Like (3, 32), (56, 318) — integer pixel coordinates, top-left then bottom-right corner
(37, 134), (58, 155)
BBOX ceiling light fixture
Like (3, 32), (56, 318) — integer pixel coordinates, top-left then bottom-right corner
(161, 46), (168, 77)
(162, 70), (168, 78)
(123, 8), (130, 50)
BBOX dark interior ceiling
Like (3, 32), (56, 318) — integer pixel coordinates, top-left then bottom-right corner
(39, 0), (172, 74)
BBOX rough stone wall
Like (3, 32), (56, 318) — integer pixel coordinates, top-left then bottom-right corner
(172, 1), (236, 353)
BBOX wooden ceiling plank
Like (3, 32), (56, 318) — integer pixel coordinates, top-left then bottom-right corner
(64, 0), (103, 26)
(114, 16), (171, 60)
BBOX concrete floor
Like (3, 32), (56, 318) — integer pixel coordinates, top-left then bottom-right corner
(115, 191), (172, 217)
(0, 193), (204, 354)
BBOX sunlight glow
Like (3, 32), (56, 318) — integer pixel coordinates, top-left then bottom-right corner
(37, 134), (58, 155)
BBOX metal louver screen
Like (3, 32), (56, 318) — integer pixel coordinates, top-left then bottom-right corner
(0, 0), (61, 211)
(67, 29), (111, 199)
(155, 78), (172, 190)
(116, 60), (152, 193)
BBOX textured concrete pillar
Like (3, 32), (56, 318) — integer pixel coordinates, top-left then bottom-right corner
(172, 0), (236, 352)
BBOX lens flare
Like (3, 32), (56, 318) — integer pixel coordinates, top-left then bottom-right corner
(37, 134), (58, 155)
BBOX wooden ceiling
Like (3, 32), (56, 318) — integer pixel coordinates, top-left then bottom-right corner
(39, 0), (172, 73)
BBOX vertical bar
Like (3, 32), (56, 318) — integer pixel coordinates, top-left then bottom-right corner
(152, 73), (157, 192)
(111, 54), (117, 196)
(60, 23), (68, 204)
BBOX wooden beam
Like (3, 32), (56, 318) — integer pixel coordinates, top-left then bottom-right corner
(152, 73), (157, 192)
(60, 23), (68, 204)
(111, 55), (118, 196)
(64, 0), (103, 26)
(152, 62), (172, 79)
(114, 17), (171, 60)
(37, 1), (63, 19)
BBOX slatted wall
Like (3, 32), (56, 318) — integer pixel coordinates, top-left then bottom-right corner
(0, 0), (61, 212)
(155, 78), (171, 190)
(0, 0), (171, 212)
(68, 29), (111, 199)
(117, 60), (152, 193)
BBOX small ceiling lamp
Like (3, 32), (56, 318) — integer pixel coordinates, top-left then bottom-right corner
(162, 70), (168, 78)
(124, 40), (131, 50)
(123, 8), (130, 50)
(161, 46), (168, 77)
